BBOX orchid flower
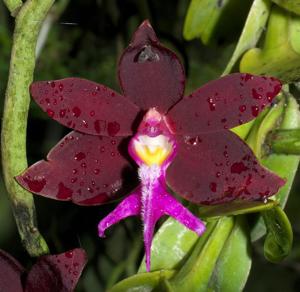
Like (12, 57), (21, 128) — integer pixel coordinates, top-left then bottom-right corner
(16, 21), (285, 272)
(0, 248), (87, 292)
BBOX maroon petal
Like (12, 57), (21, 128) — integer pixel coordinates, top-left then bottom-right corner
(25, 248), (87, 292)
(118, 20), (185, 113)
(167, 74), (282, 134)
(0, 250), (24, 292)
(30, 78), (140, 136)
(166, 131), (285, 205)
(16, 131), (137, 206)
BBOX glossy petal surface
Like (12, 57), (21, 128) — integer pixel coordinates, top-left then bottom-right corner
(25, 248), (87, 292)
(30, 78), (140, 136)
(166, 131), (285, 205)
(16, 131), (137, 206)
(167, 73), (282, 134)
(118, 20), (185, 113)
(0, 250), (24, 292)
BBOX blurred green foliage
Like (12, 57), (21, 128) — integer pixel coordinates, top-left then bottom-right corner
(1, 0), (300, 291)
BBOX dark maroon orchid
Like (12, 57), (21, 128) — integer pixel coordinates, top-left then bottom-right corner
(16, 21), (284, 272)
(0, 248), (87, 292)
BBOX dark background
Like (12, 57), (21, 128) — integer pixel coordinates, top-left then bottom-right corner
(0, 0), (299, 291)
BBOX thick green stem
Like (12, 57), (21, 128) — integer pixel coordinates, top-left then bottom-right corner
(268, 129), (300, 154)
(1, 0), (54, 257)
(3, 0), (23, 16)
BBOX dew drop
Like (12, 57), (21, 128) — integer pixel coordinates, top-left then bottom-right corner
(231, 162), (248, 174)
(209, 182), (217, 192)
(251, 105), (259, 117)
(252, 88), (262, 99)
(184, 136), (202, 145)
(74, 152), (86, 161)
(207, 98), (216, 111)
(239, 105), (246, 112)
(46, 109), (55, 117)
(72, 106), (81, 118)
(94, 169), (100, 175)
(107, 121), (120, 136)
(71, 178), (77, 184)
(65, 251), (73, 258)
(82, 120), (88, 128)
(59, 109), (66, 118)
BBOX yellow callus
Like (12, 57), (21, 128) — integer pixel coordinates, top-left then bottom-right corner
(134, 135), (173, 166)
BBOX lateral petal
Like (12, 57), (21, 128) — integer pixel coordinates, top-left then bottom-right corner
(16, 131), (138, 206)
(166, 131), (285, 205)
(167, 74), (281, 134)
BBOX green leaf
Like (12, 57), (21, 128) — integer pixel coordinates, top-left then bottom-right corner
(109, 270), (175, 292)
(250, 92), (300, 241)
(268, 129), (300, 154)
(272, 0), (300, 15)
(168, 217), (234, 292)
(231, 120), (254, 140)
(262, 93), (300, 207)
(263, 206), (293, 262)
(246, 98), (285, 160)
(223, 0), (271, 75)
(240, 5), (300, 83)
(138, 218), (199, 273)
(183, 0), (231, 44)
(198, 200), (278, 219)
(208, 216), (251, 292)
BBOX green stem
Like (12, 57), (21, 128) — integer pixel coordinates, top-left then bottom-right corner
(268, 129), (300, 154)
(3, 0), (23, 16)
(1, 0), (54, 257)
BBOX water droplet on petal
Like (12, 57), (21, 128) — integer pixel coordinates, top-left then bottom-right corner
(65, 251), (73, 258)
(107, 121), (120, 136)
(252, 88), (262, 99)
(72, 106), (81, 118)
(59, 109), (66, 118)
(251, 106), (259, 117)
(209, 182), (217, 192)
(74, 152), (86, 161)
(239, 105), (246, 112)
(231, 162), (248, 174)
(207, 98), (216, 111)
(46, 109), (55, 117)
